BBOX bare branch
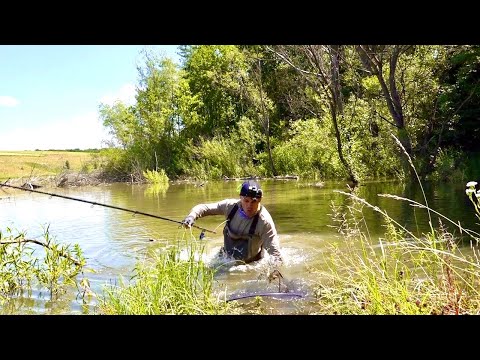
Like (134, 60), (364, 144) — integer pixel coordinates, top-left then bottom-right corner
(0, 238), (83, 266)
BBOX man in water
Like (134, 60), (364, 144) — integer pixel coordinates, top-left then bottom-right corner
(182, 180), (283, 265)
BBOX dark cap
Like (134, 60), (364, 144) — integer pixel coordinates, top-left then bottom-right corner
(239, 180), (263, 199)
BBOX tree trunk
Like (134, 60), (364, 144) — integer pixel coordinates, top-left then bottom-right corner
(356, 45), (415, 178)
(270, 45), (359, 185)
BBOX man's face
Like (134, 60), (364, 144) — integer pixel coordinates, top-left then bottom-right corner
(240, 196), (261, 218)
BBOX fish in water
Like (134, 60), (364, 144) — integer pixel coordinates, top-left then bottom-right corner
(226, 291), (304, 302)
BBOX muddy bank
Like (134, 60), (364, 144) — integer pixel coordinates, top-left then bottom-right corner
(2, 170), (120, 189)
(2, 171), (305, 191)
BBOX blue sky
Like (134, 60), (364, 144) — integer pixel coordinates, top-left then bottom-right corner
(0, 45), (181, 151)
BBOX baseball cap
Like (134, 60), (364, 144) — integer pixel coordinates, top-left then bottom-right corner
(239, 180), (263, 199)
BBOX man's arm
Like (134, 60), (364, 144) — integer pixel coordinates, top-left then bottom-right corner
(187, 199), (235, 220)
(261, 219), (283, 264)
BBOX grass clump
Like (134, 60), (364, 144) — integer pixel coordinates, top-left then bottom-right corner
(98, 238), (236, 315)
(143, 168), (169, 185)
(313, 195), (480, 314)
(142, 169), (170, 197)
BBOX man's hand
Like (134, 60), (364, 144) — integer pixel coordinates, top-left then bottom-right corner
(182, 215), (195, 228)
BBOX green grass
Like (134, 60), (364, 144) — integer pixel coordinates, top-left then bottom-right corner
(97, 236), (237, 315)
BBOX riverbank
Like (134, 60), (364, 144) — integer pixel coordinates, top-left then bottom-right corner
(3, 171), (308, 190)
(2, 170), (113, 189)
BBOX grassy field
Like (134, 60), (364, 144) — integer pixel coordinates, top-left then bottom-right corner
(0, 150), (96, 181)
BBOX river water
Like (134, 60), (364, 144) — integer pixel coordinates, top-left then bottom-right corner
(0, 179), (477, 314)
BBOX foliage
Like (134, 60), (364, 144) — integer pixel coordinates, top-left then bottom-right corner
(438, 46), (480, 152)
(462, 151), (480, 180)
(95, 148), (133, 181)
(182, 45), (249, 138)
(429, 148), (466, 182)
(95, 45), (480, 183)
(142, 168), (170, 198)
(191, 137), (243, 179)
(271, 118), (342, 179)
(0, 226), (86, 306)
(339, 97), (403, 180)
(99, 50), (189, 179)
(143, 168), (169, 185)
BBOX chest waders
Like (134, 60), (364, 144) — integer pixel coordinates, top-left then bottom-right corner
(222, 203), (262, 263)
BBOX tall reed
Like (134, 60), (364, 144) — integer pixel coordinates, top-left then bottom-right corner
(310, 135), (480, 314)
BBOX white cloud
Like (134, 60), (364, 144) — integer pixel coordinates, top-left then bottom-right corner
(0, 112), (111, 150)
(0, 83), (139, 150)
(99, 83), (136, 106)
(0, 96), (20, 107)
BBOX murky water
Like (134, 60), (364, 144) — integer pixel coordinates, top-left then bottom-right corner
(0, 179), (476, 314)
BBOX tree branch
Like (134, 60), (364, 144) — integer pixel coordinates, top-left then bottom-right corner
(0, 238), (83, 267)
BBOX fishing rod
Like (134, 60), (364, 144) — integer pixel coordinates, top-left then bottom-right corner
(0, 182), (216, 234)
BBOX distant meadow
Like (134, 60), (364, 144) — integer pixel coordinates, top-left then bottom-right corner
(0, 150), (96, 180)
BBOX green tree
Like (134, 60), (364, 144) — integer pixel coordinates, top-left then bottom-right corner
(271, 45), (359, 184)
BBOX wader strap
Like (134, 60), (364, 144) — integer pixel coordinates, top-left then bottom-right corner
(225, 202), (262, 262)
(227, 203), (239, 222)
(227, 202), (259, 235)
(249, 212), (259, 236)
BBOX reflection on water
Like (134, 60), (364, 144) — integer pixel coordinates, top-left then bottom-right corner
(0, 179), (477, 314)
(144, 183), (169, 198)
